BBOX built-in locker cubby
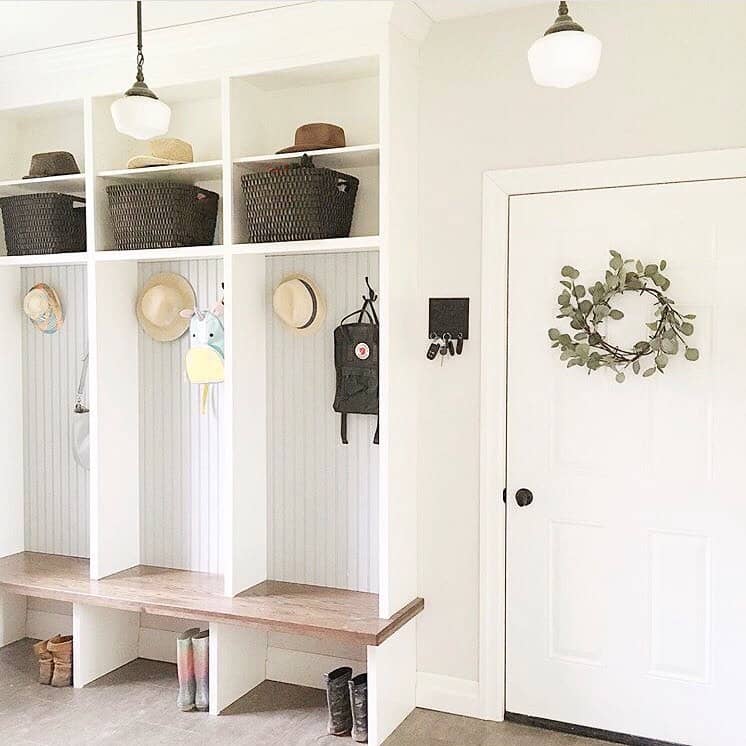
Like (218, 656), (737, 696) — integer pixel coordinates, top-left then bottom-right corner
(230, 57), (380, 245)
(0, 260), (89, 562)
(93, 80), (223, 253)
(138, 259), (224, 575)
(266, 251), (379, 592)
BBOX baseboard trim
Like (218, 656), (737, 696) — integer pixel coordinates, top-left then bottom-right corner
(266, 647), (363, 690)
(416, 672), (482, 719)
(505, 712), (689, 746)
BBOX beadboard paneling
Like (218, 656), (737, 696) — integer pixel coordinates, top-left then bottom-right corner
(22, 265), (89, 558)
(267, 252), (379, 592)
(138, 259), (224, 575)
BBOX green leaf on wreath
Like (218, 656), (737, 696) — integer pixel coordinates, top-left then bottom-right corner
(685, 348), (700, 361)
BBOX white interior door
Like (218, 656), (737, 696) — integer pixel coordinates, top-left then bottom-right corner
(506, 178), (746, 746)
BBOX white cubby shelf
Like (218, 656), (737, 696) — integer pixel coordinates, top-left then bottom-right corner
(0, 36), (421, 746)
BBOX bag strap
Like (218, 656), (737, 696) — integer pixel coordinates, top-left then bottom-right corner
(373, 417), (379, 445)
(340, 305), (376, 326)
(340, 413), (348, 445)
(74, 352), (89, 414)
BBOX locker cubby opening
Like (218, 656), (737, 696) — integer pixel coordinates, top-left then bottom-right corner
(0, 262), (89, 562)
(92, 80), (223, 252)
(262, 250), (380, 593)
(230, 57), (380, 244)
(137, 258), (225, 576)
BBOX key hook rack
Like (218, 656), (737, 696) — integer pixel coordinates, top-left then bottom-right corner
(426, 297), (469, 361)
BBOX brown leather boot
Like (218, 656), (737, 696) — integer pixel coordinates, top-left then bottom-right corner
(48, 635), (73, 687)
(33, 637), (66, 685)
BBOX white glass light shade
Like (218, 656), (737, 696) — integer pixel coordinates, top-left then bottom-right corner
(110, 94), (171, 140)
(528, 30), (602, 88)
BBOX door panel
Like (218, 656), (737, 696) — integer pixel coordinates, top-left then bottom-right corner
(506, 179), (746, 746)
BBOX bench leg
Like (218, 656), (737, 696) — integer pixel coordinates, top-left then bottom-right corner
(72, 603), (139, 688)
(367, 622), (417, 746)
(209, 622), (267, 715)
(0, 591), (26, 647)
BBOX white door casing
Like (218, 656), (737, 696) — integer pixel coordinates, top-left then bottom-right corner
(481, 150), (746, 745)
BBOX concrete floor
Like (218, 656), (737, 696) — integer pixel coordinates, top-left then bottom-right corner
(1, 639), (607, 746)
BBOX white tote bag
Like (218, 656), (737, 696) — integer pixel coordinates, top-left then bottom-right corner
(72, 352), (90, 471)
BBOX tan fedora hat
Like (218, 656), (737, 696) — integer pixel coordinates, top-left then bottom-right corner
(277, 123), (346, 154)
(136, 272), (196, 342)
(23, 283), (64, 334)
(127, 138), (194, 169)
(272, 274), (326, 335)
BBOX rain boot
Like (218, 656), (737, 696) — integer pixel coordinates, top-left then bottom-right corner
(176, 627), (200, 712)
(48, 635), (73, 687)
(192, 630), (209, 712)
(324, 666), (353, 736)
(349, 673), (368, 743)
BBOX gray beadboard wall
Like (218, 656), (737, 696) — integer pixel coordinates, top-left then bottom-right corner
(267, 251), (380, 593)
(22, 264), (89, 558)
(138, 259), (224, 575)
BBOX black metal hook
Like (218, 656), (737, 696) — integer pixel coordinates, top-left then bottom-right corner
(364, 276), (377, 303)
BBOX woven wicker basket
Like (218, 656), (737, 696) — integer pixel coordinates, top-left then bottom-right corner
(106, 183), (219, 250)
(0, 193), (86, 255)
(240, 156), (359, 243)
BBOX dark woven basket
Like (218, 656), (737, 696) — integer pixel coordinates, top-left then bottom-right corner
(0, 193), (86, 255)
(240, 156), (359, 243)
(106, 183), (219, 250)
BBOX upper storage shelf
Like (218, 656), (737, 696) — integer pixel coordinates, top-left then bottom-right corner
(230, 57), (379, 160)
(0, 99), (85, 184)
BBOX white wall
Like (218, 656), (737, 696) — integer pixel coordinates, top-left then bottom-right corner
(417, 0), (746, 687)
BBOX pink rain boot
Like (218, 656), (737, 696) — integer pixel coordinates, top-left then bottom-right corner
(176, 628), (200, 712)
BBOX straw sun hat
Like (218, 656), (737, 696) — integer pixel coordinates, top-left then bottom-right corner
(272, 274), (326, 335)
(127, 138), (194, 169)
(136, 272), (196, 342)
(23, 283), (64, 334)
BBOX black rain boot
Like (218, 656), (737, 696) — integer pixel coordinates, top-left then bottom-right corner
(349, 672), (368, 743)
(324, 666), (353, 736)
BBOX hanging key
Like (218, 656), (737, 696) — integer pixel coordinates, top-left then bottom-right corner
(444, 333), (455, 356)
(456, 333), (464, 355)
(426, 337), (440, 360)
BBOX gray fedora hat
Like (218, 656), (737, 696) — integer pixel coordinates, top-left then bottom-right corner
(24, 151), (80, 179)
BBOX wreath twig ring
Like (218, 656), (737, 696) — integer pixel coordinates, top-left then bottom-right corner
(548, 251), (699, 383)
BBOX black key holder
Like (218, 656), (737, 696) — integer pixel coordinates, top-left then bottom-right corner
(426, 298), (469, 363)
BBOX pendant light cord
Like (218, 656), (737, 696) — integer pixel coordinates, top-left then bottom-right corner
(136, 1), (145, 83)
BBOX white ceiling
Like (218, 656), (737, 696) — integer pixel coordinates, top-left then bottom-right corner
(0, 0), (553, 57)
(414, 0), (546, 21)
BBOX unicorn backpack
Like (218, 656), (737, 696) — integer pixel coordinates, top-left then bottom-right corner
(180, 293), (224, 414)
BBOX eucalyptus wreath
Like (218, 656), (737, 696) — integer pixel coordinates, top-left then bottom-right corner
(548, 251), (699, 383)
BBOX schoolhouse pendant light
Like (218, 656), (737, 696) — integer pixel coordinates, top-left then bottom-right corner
(111, 1), (171, 140)
(528, 1), (602, 89)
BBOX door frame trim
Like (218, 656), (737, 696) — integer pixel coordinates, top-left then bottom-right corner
(480, 147), (746, 723)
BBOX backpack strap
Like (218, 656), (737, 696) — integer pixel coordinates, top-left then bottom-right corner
(373, 417), (379, 445)
(340, 413), (349, 445)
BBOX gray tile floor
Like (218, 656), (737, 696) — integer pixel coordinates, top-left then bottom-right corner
(1, 639), (607, 745)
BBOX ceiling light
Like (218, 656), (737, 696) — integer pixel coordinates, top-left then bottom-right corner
(528, 1), (602, 89)
(111, 1), (171, 140)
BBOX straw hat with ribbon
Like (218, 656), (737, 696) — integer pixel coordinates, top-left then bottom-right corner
(272, 274), (326, 335)
(136, 272), (196, 342)
(23, 283), (64, 334)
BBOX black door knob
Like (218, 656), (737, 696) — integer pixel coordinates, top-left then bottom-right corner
(515, 488), (533, 507)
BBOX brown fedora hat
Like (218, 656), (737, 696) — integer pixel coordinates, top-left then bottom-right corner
(24, 151), (80, 179)
(277, 123), (346, 154)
